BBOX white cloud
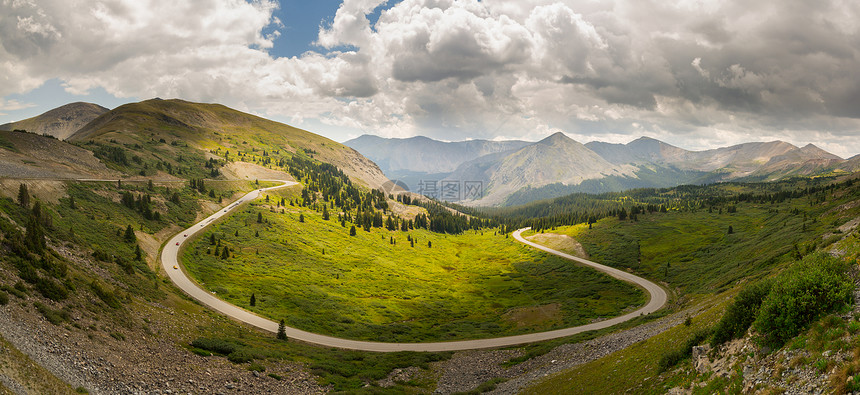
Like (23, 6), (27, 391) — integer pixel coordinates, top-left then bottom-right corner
(0, 98), (35, 112)
(1, 0), (860, 155)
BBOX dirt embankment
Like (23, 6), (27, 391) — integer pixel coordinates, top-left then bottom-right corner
(525, 233), (589, 259)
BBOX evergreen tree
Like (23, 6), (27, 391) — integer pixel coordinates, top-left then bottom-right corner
(135, 245), (143, 261)
(250, 293), (256, 307)
(257, 212), (263, 223)
(25, 212), (45, 253)
(69, 196), (76, 210)
(428, 241), (432, 248)
(299, 214), (305, 223)
(17, 184), (29, 208)
(124, 225), (136, 243)
(209, 233), (216, 245)
(221, 246), (230, 259)
(728, 225), (734, 234)
(277, 319), (287, 340)
(322, 205), (329, 220)
(349, 225), (357, 236)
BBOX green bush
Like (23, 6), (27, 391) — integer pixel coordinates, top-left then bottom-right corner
(190, 337), (238, 355)
(35, 277), (69, 301)
(90, 281), (122, 309)
(0, 290), (8, 306)
(753, 253), (853, 348)
(711, 279), (773, 347)
(34, 302), (69, 325)
(227, 350), (255, 363)
(1, 284), (26, 299)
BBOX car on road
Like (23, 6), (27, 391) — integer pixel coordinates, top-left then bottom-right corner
(173, 265), (178, 270)
(184, 234), (187, 237)
(175, 242), (179, 245)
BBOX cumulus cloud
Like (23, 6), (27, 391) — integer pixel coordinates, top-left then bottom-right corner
(1, 0), (860, 156)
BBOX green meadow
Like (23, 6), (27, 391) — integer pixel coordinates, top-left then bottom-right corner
(539, 184), (860, 297)
(182, 187), (646, 342)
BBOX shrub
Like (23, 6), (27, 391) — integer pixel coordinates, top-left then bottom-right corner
(711, 279), (773, 347)
(227, 350), (255, 363)
(90, 281), (122, 309)
(0, 290), (8, 306)
(190, 348), (212, 357)
(753, 253), (853, 348)
(34, 302), (69, 325)
(190, 337), (238, 355)
(35, 277), (69, 301)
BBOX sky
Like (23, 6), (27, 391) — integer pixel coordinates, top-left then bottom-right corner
(1, 0), (859, 158)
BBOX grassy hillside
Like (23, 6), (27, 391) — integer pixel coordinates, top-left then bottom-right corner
(69, 98), (388, 188)
(182, 185), (645, 342)
(515, 176), (860, 394)
(0, 178), (460, 393)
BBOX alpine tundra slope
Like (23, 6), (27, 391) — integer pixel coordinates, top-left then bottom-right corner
(161, 181), (668, 352)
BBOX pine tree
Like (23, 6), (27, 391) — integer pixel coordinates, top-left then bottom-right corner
(428, 241), (431, 248)
(69, 196), (76, 209)
(221, 246), (230, 259)
(135, 245), (143, 261)
(250, 293), (256, 307)
(728, 225), (734, 235)
(349, 225), (357, 236)
(209, 233), (216, 245)
(299, 214), (305, 223)
(17, 184), (29, 208)
(124, 225), (136, 243)
(277, 319), (287, 340)
(25, 212), (45, 253)
(257, 212), (263, 223)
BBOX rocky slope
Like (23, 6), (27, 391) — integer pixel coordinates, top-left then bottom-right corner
(0, 102), (108, 140)
(0, 130), (118, 179)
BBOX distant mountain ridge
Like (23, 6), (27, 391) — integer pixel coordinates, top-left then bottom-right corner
(449, 132), (634, 205)
(0, 102), (109, 140)
(344, 134), (530, 173)
(347, 133), (851, 206)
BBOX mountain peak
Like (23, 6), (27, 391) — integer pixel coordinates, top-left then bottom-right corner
(538, 131), (576, 145)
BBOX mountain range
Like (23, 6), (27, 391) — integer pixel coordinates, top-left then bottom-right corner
(5, 100), (859, 207)
(348, 132), (858, 206)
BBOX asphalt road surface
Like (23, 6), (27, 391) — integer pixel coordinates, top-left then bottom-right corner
(162, 184), (667, 352)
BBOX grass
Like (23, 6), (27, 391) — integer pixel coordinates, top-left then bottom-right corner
(182, 191), (646, 342)
(542, 182), (860, 296)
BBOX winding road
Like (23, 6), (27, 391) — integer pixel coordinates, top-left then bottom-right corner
(161, 181), (667, 352)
